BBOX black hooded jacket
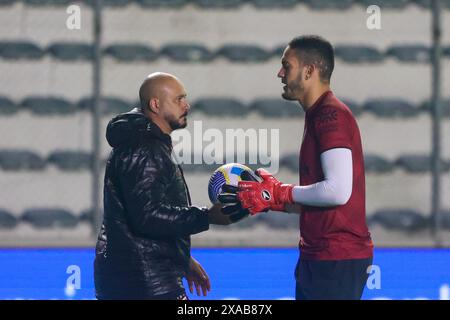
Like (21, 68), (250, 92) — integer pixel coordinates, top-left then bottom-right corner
(94, 108), (210, 299)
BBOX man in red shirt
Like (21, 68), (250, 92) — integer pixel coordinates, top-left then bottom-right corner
(220, 35), (373, 300)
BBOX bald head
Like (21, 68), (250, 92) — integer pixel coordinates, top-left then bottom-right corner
(139, 72), (181, 111)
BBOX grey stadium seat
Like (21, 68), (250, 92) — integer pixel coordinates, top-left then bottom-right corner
(364, 154), (394, 173)
(0, 96), (17, 115)
(334, 45), (384, 63)
(101, 0), (131, 6)
(0, 41), (44, 60)
(280, 153), (299, 173)
(0, 0), (16, 6)
(395, 154), (448, 173)
(216, 45), (271, 63)
(250, 99), (302, 118)
(356, 0), (410, 8)
(250, 0), (299, 8)
(413, 0), (450, 9)
(47, 150), (92, 171)
(421, 99), (450, 117)
(103, 44), (158, 62)
(441, 210), (450, 230)
(260, 212), (299, 230)
(0, 209), (18, 229)
(303, 0), (354, 10)
(136, 0), (189, 8)
(369, 209), (429, 232)
(0, 150), (46, 171)
(78, 97), (130, 114)
(47, 43), (94, 61)
(193, 98), (249, 116)
(363, 99), (421, 118)
(386, 45), (430, 63)
(192, 0), (244, 9)
(340, 98), (363, 116)
(21, 97), (76, 115)
(160, 44), (214, 62)
(22, 208), (78, 229)
(22, 0), (74, 5)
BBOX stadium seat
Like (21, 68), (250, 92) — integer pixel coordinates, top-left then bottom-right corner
(192, 0), (244, 9)
(386, 45), (430, 63)
(22, 0), (74, 5)
(364, 154), (394, 173)
(370, 209), (429, 232)
(78, 97), (130, 114)
(47, 43), (94, 61)
(280, 153), (299, 173)
(303, 0), (354, 10)
(272, 45), (287, 59)
(0, 150), (46, 171)
(441, 210), (450, 230)
(0, 96), (17, 115)
(0, 41), (44, 60)
(249, 99), (302, 118)
(363, 99), (421, 118)
(21, 97), (76, 115)
(356, 0), (410, 9)
(103, 44), (158, 62)
(0, 209), (18, 229)
(340, 98), (363, 116)
(421, 99), (450, 117)
(249, 0), (299, 8)
(260, 211), (299, 229)
(395, 154), (448, 173)
(413, 0), (450, 9)
(216, 45), (271, 62)
(0, 0), (16, 6)
(334, 45), (384, 63)
(193, 98), (249, 116)
(47, 150), (92, 171)
(160, 44), (214, 62)
(101, 0), (131, 6)
(22, 208), (78, 229)
(136, 0), (189, 7)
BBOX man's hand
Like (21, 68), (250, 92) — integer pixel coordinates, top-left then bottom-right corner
(237, 168), (294, 215)
(186, 257), (211, 297)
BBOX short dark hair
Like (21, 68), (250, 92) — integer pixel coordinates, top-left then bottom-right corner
(288, 35), (334, 83)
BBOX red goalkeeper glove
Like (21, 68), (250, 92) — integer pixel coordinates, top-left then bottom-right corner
(237, 168), (294, 215)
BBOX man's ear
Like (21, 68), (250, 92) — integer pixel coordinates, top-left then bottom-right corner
(305, 64), (314, 80)
(148, 98), (159, 114)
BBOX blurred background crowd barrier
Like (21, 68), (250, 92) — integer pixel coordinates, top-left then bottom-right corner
(0, 0), (449, 247)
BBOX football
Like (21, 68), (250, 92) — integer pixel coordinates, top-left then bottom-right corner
(208, 163), (258, 204)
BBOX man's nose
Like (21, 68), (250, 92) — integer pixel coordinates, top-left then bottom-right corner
(277, 68), (284, 78)
(185, 101), (191, 112)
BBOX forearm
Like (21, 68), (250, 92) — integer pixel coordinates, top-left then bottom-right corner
(292, 148), (353, 208)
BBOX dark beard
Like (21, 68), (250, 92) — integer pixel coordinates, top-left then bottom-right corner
(282, 72), (304, 101)
(168, 116), (187, 130)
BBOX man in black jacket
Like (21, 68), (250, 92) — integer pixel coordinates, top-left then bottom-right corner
(94, 72), (243, 300)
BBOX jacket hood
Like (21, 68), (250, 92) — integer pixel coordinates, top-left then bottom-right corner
(106, 108), (172, 148)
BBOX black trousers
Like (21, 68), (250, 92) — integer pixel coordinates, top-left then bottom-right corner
(295, 257), (373, 300)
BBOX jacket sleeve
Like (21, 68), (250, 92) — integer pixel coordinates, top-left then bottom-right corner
(118, 150), (210, 238)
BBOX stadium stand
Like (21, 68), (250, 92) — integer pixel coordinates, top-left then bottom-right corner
(1, 1), (450, 246)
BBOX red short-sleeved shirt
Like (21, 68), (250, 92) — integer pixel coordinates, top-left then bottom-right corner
(298, 91), (373, 261)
